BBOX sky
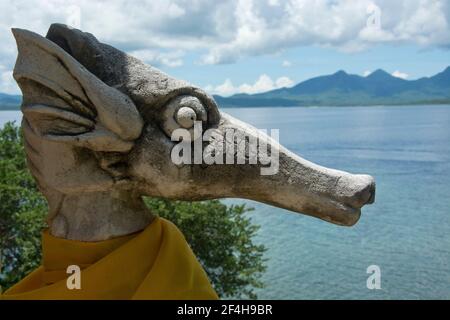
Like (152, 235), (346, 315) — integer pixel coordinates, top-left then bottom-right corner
(0, 0), (449, 96)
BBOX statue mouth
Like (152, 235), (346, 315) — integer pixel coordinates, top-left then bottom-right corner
(251, 177), (375, 227)
(277, 171), (376, 227)
(323, 181), (376, 226)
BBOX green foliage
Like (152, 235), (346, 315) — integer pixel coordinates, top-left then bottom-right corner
(0, 121), (47, 290)
(0, 122), (266, 298)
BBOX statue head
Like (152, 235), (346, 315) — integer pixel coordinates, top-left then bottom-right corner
(12, 24), (375, 239)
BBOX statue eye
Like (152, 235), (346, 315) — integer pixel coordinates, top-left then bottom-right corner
(175, 107), (197, 129)
(161, 95), (207, 137)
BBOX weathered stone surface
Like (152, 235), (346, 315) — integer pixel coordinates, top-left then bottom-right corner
(12, 24), (375, 241)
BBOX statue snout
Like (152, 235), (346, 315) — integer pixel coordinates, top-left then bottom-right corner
(335, 174), (376, 210)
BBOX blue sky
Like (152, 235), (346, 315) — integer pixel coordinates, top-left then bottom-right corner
(0, 0), (449, 96)
(168, 44), (450, 93)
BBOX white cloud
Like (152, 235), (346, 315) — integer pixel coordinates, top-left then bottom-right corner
(275, 76), (294, 88)
(0, 0), (448, 79)
(239, 75), (275, 94)
(129, 49), (184, 67)
(363, 70), (372, 77)
(0, 65), (19, 94)
(282, 60), (292, 67)
(391, 70), (409, 79)
(213, 79), (237, 96)
(200, 0), (450, 63)
(206, 74), (294, 96)
(166, 3), (186, 18)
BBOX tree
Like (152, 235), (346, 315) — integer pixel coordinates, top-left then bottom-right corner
(0, 122), (47, 291)
(0, 122), (266, 298)
(145, 198), (266, 299)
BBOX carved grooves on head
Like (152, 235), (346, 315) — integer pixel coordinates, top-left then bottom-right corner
(12, 28), (144, 218)
(12, 28), (143, 143)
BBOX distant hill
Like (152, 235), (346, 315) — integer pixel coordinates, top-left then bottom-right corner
(0, 93), (21, 110)
(2, 67), (450, 109)
(215, 66), (450, 107)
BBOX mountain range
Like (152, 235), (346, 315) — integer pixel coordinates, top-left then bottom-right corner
(214, 66), (450, 107)
(1, 66), (450, 110)
(0, 93), (21, 110)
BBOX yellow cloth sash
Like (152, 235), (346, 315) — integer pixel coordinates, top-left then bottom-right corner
(1, 217), (218, 300)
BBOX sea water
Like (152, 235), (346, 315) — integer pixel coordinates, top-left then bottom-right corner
(2, 105), (450, 299)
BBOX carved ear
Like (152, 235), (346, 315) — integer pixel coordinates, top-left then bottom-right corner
(12, 28), (143, 153)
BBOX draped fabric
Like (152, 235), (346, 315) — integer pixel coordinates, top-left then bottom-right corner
(1, 217), (218, 300)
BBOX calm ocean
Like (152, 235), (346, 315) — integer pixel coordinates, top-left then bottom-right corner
(2, 105), (450, 299)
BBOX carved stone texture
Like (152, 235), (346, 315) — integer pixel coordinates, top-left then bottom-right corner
(12, 24), (375, 241)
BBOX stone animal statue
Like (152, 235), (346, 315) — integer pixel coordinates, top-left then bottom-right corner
(3, 24), (375, 299)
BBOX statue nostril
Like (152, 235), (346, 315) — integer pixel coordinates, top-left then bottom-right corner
(365, 181), (376, 204)
(338, 174), (376, 208)
(355, 178), (376, 207)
